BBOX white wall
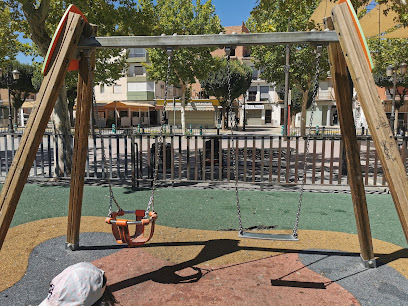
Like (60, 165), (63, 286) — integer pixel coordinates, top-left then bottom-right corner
(94, 77), (127, 102)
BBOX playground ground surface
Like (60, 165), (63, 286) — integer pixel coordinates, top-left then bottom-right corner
(0, 182), (408, 305)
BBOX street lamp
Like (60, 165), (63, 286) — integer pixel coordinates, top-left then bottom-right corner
(386, 62), (407, 135)
(0, 67), (20, 133)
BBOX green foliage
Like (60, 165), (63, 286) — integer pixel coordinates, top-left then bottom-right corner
(145, 0), (223, 87)
(3, 0), (156, 85)
(248, 0), (318, 33)
(0, 4), (23, 65)
(275, 84), (317, 116)
(0, 61), (38, 112)
(377, 0), (408, 27)
(368, 38), (408, 71)
(247, 0), (330, 116)
(200, 58), (252, 105)
(369, 37), (408, 109)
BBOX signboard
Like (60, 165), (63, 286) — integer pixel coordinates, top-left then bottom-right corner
(245, 105), (264, 110)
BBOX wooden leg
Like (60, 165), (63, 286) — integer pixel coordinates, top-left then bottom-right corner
(332, 4), (408, 243)
(66, 49), (95, 250)
(0, 13), (85, 250)
(325, 16), (375, 265)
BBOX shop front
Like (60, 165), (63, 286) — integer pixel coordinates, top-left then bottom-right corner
(156, 99), (220, 128)
(97, 101), (155, 128)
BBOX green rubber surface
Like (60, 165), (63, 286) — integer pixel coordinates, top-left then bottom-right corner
(7, 184), (406, 248)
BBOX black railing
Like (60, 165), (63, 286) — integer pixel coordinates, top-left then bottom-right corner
(287, 127), (372, 136)
(0, 132), (407, 187)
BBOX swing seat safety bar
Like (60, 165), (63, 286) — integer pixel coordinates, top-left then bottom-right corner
(239, 232), (299, 241)
(106, 219), (149, 225)
(106, 210), (157, 247)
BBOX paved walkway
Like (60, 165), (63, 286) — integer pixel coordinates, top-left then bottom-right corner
(0, 183), (407, 305)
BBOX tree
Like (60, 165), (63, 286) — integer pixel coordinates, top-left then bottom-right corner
(65, 71), (78, 128)
(369, 38), (408, 131)
(376, 0), (408, 27)
(247, 0), (330, 135)
(0, 62), (38, 127)
(0, 3), (23, 65)
(8, 62), (39, 126)
(145, 0), (223, 133)
(200, 58), (252, 129)
(3, 0), (155, 176)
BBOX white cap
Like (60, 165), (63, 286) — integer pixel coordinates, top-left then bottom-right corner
(39, 262), (106, 306)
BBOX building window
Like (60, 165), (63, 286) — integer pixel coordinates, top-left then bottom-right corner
(134, 66), (144, 76)
(128, 65), (145, 77)
(260, 86), (270, 101)
(0, 106), (6, 119)
(132, 112), (139, 117)
(251, 68), (258, 80)
(119, 110), (128, 117)
(100, 84), (105, 94)
(265, 109), (272, 124)
(248, 86), (257, 101)
(113, 85), (122, 94)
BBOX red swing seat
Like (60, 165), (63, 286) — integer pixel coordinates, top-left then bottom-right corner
(105, 210), (157, 247)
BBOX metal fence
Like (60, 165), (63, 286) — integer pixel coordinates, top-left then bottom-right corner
(288, 126), (372, 137)
(0, 132), (407, 187)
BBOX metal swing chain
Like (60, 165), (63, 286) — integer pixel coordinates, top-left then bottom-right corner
(145, 47), (173, 218)
(85, 51), (122, 217)
(292, 45), (322, 238)
(225, 48), (244, 234)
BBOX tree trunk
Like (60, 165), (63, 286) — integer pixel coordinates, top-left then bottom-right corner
(23, 4), (73, 177)
(13, 108), (18, 128)
(51, 83), (72, 177)
(290, 112), (296, 128)
(221, 106), (226, 130)
(181, 83), (187, 134)
(395, 108), (399, 132)
(300, 90), (309, 135)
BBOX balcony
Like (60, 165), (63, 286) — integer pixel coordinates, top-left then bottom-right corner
(248, 93), (257, 101)
(127, 75), (148, 82)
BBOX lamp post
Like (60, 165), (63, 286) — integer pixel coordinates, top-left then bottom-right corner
(0, 67), (20, 133)
(386, 62), (407, 135)
(243, 95), (246, 131)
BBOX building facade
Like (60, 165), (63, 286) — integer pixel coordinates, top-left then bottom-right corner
(94, 48), (183, 128)
(93, 24), (402, 132)
(0, 88), (37, 128)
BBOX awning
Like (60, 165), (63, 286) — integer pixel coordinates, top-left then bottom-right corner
(310, 0), (369, 29)
(161, 105), (217, 111)
(156, 98), (220, 106)
(359, 4), (400, 38)
(22, 101), (36, 109)
(101, 101), (154, 111)
(310, 1), (399, 37)
(382, 26), (408, 38)
(310, 0), (337, 27)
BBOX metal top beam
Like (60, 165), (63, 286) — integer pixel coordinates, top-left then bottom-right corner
(78, 31), (338, 49)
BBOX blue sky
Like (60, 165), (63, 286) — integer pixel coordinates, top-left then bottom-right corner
(16, 0), (258, 64)
(212, 0), (257, 26)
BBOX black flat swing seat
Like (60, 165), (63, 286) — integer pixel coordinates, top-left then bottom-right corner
(239, 231), (299, 241)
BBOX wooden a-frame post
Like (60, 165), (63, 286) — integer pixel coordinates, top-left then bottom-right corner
(325, 16), (375, 267)
(66, 36), (96, 250)
(0, 12), (87, 250)
(332, 3), (408, 243)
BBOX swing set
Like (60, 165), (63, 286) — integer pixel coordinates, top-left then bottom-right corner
(0, 1), (408, 269)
